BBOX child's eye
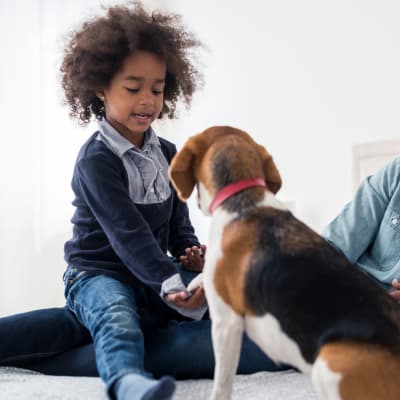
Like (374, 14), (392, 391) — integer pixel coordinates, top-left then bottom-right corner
(152, 90), (163, 95)
(125, 87), (139, 93)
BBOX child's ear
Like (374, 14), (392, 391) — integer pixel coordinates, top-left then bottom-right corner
(96, 91), (105, 102)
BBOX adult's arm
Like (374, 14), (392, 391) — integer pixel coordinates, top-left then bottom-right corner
(323, 157), (400, 263)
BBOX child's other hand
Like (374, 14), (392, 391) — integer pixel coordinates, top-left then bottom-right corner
(390, 279), (400, 301)
(164, 287), (206, 309)
(179, 244), (206, 272)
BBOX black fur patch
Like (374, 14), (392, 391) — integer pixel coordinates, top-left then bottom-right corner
(243, 207), (400, 363)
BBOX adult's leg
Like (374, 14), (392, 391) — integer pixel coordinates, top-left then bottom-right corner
(0, 307), (90, 366)
(0, 266), (287, 378)
(20, 343), (98, 376)
(144, 319), (288, 379)
(24, 319), (288, 378)
(143, 267), (289, 379)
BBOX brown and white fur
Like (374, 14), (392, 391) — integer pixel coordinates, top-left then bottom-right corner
(169, 126), (400, 400)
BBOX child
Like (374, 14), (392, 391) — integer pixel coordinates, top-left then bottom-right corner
(0, 0), (285, 386)
(60, 2), (208, 399)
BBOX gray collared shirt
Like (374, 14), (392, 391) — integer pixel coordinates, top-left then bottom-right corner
(97, 119), (171, 205)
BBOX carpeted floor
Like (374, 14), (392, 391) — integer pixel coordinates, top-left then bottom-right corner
(0, 367), (318, 399)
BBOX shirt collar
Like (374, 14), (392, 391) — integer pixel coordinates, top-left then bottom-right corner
(98, 119), (160, 157)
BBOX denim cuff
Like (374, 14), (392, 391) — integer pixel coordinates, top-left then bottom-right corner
(160, 273), (208, 321)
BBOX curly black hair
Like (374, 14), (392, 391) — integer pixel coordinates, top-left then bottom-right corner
(60, 1), (203, 124)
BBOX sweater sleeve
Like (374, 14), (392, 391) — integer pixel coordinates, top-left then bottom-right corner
(75, 152), (179, 294)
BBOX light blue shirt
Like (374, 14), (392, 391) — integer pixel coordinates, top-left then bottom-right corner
(97, 119), (171, 204)
(323, 157), (400, 287)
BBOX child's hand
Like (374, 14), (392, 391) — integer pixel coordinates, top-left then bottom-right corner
(179, 244), (206, 272)
(164, 287), (206, 309)
(390, 279), (400, 300)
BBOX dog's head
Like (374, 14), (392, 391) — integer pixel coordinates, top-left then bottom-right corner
(169, 126), (282, 215)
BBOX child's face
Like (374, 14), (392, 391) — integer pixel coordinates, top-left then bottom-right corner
(100, 51), (166, 146)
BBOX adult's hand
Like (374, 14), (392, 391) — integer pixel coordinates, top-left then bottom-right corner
(389, 279), (400, 300)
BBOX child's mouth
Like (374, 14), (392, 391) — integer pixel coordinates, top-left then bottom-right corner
(132, 113), (152, 123)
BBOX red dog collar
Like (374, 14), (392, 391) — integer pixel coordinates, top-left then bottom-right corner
(209, 178), (267, 214)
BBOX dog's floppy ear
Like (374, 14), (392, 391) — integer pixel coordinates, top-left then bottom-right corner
(256, 144), (282, 194)
(169, 147), (196, 201)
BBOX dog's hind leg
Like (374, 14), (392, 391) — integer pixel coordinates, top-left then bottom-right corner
(208, 296), (244, 400)
(312, 341), (400, 400)
(311, 354), (342, 400)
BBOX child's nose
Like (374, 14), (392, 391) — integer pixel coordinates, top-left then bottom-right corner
(139, 92), (155, 106)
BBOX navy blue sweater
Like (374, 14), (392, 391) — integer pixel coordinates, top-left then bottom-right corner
(64, 133), (200, 294)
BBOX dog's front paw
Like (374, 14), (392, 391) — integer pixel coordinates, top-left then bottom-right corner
(187, 273), (203, 292)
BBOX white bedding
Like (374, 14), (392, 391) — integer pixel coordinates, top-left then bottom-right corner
(0, 367), (317, 400)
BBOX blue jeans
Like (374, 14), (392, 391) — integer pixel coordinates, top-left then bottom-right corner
(0, 307), (287, 378)
(66, 274), (152, 393)
(1, 269), (287, 381)
(63, 263), (214, 392)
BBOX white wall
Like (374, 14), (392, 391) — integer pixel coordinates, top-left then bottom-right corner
(161, 0), (400, 237)
(0, 0), (399, 316)
(0, 0), (164, 316)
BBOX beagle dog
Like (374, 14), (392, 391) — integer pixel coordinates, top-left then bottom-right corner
(169, 126), (400, 400)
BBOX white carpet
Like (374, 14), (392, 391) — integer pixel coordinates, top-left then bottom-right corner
(0, 367), (318, 400)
